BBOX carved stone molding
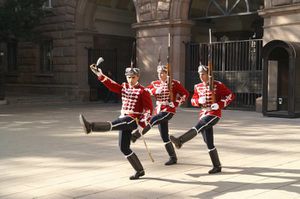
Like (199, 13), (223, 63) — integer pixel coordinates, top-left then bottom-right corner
(272, 0), (292, 6)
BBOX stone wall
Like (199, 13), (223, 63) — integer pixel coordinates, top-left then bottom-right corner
(133, 20), (192, 86)
(5, 0), (138, 101)
(260, 1), (300, 43)
(94, 6), (135, 37)
(4, 0), (192, 101)
(6, 0), (79, 99)
(133, 0), (171, 22)
(133, 0), (192, 86)
(265, 0), (300, 8)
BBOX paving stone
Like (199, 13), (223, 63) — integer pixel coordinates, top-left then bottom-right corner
(0, 103), (299, 199)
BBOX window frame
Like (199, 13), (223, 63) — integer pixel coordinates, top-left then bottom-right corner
(39, 39), (53, 74)
(7, 40), (18, 72)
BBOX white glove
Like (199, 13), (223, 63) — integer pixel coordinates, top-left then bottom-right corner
(90, 64), (103, 77)
(155, 87), (162, 94)
(169, 102), (175, 108)
(198, 97), (206, 104)
(211, 103), (219, 110)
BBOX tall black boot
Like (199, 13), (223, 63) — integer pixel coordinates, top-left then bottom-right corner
(126, 153), (145, 180)
(79, 114), (111, 134)
(164, 142), (177, 165)
(91, 122), (111, 132)
(208, 148), (222, 174)
(79, 114), (92, 134)
(131, 124), (151, 143)
(170, 128), (198, 149)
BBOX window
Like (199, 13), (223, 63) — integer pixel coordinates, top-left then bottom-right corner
(7, 40), (18, 72)
(43, 0), (52, 9)
(206, 0), (250, 17)
(40, 40), (53, 73)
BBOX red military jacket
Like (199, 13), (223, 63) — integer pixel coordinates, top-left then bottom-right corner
(146, 79), (189, 114)
(191, 80), (235, 118)
(98, 75), (153, 127)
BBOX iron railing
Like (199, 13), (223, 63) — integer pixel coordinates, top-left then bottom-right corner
(185, 39), (263, 110)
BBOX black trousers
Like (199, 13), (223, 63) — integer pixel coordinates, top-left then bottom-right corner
(111, 116), (138, 156)
(194, 115), (220, 150)
(149, 112), (174, 142)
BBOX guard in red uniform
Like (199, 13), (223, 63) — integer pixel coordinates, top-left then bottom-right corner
(131, 64), (189, 165)
(170, 64), (235, 174)
(79, 64), (153, 180)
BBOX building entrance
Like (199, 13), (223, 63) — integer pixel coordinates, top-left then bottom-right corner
(262, 40), (300, 118)
(266, 49), (289, 113)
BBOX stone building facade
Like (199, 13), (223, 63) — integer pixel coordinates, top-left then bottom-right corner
(260, 0), (300, 43)
(1, 0), (300, 109)
(1, 0), (137, 101)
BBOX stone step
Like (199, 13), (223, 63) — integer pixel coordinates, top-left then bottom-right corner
(4, 95), (71, 105)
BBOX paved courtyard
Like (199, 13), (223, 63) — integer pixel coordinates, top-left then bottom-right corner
(0, 102), (299, 199)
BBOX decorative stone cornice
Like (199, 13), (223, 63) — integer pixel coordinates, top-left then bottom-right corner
(132, 19), (194, 30)
(259, 3), (300, 17)
(133, 0), (171, 22)
(75, 30), (97, 36)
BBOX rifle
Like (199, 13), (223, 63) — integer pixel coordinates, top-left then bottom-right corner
(167, 33), (174, 102)
(130, 41), (136, 69)
(208, 29), (215, 103)
(158, 46), (162, 66)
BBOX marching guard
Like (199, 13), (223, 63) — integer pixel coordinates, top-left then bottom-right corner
(131, 63), (189, 165)
(79, 64), (153, 180)
(170, 64), (235, 174)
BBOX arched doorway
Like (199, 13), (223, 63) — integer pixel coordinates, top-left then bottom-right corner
(262, 40), (300, 118)
(266, 47), (289, 112)
(75, 0), (136, 101)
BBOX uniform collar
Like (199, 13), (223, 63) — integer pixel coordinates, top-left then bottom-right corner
(202, 81), (209, 86)
(129, 82), (139, 88)
(160, 79), (167, 84)
(159, 77), (168, 84)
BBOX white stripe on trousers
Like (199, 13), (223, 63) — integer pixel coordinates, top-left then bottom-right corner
(151, 112), (172, 127)
(196, 116), (219, 134)
(112, 118), (136, 128)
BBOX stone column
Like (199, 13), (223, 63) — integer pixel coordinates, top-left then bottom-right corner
(75, 31), (95, 101)
(73, 0), (98, 101)
(133, 20), (193, 86)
